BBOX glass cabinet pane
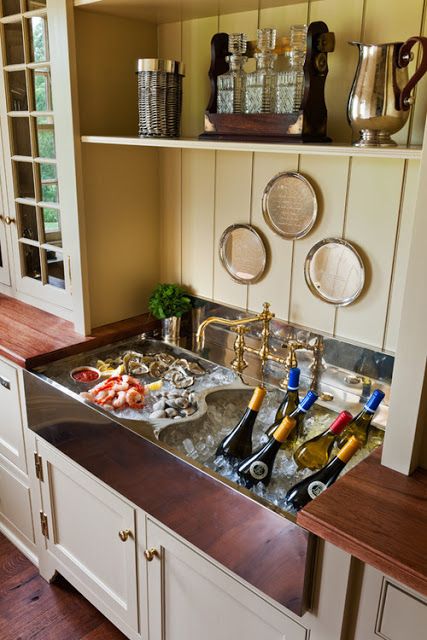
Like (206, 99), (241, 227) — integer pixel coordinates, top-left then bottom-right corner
(21, 243), (41, 281)
(7, 70), (28, 111)
(43, 207), (61, 246)
(10, 117), (32, 156)
(2, 1), (21, 17)
(35, 116), (55, 158)
(44, 249), (65, 289)
(28, 15), (49, 62)
(4, 22), (25, 65)
(14, 161), (35, 198)
(26, 1), (47, 9)
(18, 204), (38, 240)
(32, 67), (52, 111)
(39, 162), (58, 202)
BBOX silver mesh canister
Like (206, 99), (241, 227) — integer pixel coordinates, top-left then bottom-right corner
(136, 59), (185, 137)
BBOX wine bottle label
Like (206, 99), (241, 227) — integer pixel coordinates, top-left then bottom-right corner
(307, 480), (327, 500)
(249, 461), (269, 480)
(249, 386), (266, 412)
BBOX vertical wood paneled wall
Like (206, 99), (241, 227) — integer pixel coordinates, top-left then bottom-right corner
(159, 0), (425, 353)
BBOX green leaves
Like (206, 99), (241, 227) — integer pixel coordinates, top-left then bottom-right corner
(148, 283), (192, 319)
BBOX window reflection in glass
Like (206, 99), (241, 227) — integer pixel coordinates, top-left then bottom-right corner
(11, 117), (32, 157)
(4, 22), (25, 65)
(15, 161), (35, 198)
(39, 162), (58, 202)
(18, 204), (38, 241)
(32, 67), (52, 111)
(44, 249), (65, 289)
(2, 1), (21, 17)
(35, 116), (55, 158)
(29, 15), (49, 63)
(7, 71), (28, 111)
(22, 243), (42, 281)
(43, 207), (62, 247)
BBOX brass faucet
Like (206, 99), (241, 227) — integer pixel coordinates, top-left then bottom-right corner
(196, 302), (325, 389)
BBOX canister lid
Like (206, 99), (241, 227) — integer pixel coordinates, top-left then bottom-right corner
(136, 58), (185, 75)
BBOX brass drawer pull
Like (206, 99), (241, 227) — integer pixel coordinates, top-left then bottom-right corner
(144, 547), (160, 561)
(4, 216), (15, 225)
(118, 529), (131, 542)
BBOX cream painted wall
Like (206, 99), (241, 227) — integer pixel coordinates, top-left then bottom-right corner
(158, 1), (426, 353)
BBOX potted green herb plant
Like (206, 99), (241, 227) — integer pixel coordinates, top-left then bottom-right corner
(148, 283), (192, 342)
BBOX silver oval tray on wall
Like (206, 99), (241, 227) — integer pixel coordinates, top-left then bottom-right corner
(262, 171), (318, 240)
(219, 224), (267, 284)
(304, 237), (365, 306)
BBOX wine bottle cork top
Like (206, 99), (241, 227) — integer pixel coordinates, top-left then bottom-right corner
(248, 386), (267, 412)
(273, 416), (296, 443)
(336, 436), (360, 463)
(330, 410), (353, 435)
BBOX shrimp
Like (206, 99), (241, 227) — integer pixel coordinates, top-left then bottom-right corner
(126, 388), (144, 409)
(112, 390), (127, 409)
(112, 381), (130, 392)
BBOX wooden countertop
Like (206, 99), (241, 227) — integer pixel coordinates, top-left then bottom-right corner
(297, 447), (427, 597)
(0, 294), (157, 369)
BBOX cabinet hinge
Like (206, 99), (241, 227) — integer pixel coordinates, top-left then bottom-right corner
(39, 511), (49, 539)
(34, 452), (43, 481)
(67, 256), (72, 293)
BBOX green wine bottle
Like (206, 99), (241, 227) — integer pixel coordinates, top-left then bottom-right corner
(293, 410), (353, 470)
(216, 386), (266, 462)
(266, 390), (318, 449)
(237, 416), (296, 488)
(275, 367), (300, 423)
(337, 389), (385, 448)
(284, 436), (360, 511)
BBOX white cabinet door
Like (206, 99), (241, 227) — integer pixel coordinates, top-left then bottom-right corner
(37, 440), (139, 638)
(0, 455), (34, 545)
(142, 516), (308, 640)
(0, 217), (11, 286)
(0, 358), (27, 472)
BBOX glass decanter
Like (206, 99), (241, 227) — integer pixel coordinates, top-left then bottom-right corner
(274, 24), (307, 114)
(217, 33), (248, 114)
(244, 28), (277, 114)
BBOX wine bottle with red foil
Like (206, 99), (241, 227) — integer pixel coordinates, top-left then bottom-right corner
(275, 367), (300, 423)
(284, 436), (360, 511)
(216, 386), (266, 463)
(337, 389), (385, 448)
(293, 410), (353, 470)
(237, 416), (296, 488)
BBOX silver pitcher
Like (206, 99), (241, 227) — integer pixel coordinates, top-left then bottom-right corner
(348, 37), (427, 147)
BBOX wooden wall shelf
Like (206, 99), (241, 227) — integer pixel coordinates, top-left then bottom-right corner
(81, 135), (423, 159)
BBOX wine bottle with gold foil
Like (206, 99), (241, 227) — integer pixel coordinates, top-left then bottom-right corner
(275, 367), (300, 423)
(337, 389), (385, 448)
(293, 410), (353, 470)
(284, 436), (360, 511)
(237, 416), (296, 488)
(216, 386), (266, 463)
(266, 390), (318, 449)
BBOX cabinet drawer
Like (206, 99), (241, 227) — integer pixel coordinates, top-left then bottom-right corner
(378, 582), (427, 640)
(0, 358), (26, 472)
(0, 458), (34, 543)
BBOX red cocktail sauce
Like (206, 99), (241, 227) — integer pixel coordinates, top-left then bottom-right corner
(72, 369), (100, 383)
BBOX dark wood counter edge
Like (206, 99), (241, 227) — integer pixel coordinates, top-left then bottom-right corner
(0, 293), (158, 369)
(297, 448), (427, 597)
(25, 371), (314, 617)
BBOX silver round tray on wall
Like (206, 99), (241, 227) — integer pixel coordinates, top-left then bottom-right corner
(219, 224), (267, 285)
(304, 238), (365, 306)
(262, 171), (318, 240)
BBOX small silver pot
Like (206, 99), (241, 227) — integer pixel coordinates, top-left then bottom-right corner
(161, 316), (181, 342)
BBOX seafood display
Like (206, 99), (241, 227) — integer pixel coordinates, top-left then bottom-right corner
(150, 389), (198, 420)
(70, 367), (100, 384)
(80, 374), (151, 411)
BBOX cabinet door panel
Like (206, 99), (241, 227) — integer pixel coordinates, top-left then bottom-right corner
(0, 458), (34, 543)
(144, 517), (307, 640)
(38, 440), (138, 634)
(0, 358), (26, 472)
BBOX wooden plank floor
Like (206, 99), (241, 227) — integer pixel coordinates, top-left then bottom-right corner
(0, 533), (126, 639)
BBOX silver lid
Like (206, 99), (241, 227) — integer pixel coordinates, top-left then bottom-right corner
(136, 58), (185, 75)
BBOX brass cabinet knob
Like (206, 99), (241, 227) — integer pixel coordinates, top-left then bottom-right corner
(118, 529), (131, 542)
(4, 216), (15, 225)
(144, 547), (160, 561)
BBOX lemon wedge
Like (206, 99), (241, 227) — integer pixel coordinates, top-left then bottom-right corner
(145, 379), (163, 392)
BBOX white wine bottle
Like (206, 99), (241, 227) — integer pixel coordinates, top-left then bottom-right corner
(275, 367), (300, 423)
(337, 389), (385, 447)
(293, 410), (353, 470)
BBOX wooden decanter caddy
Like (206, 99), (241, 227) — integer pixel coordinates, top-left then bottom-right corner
(200, 21), (335, 143)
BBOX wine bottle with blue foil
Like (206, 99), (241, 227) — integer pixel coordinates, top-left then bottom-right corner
(275, 367), (300, 423)
(284, 436), (360, 511)
(237, 416), (296, 488)
(216, 386), (266, 463)
(337, 389), (385, 448)
(266, 390), (318, 448)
